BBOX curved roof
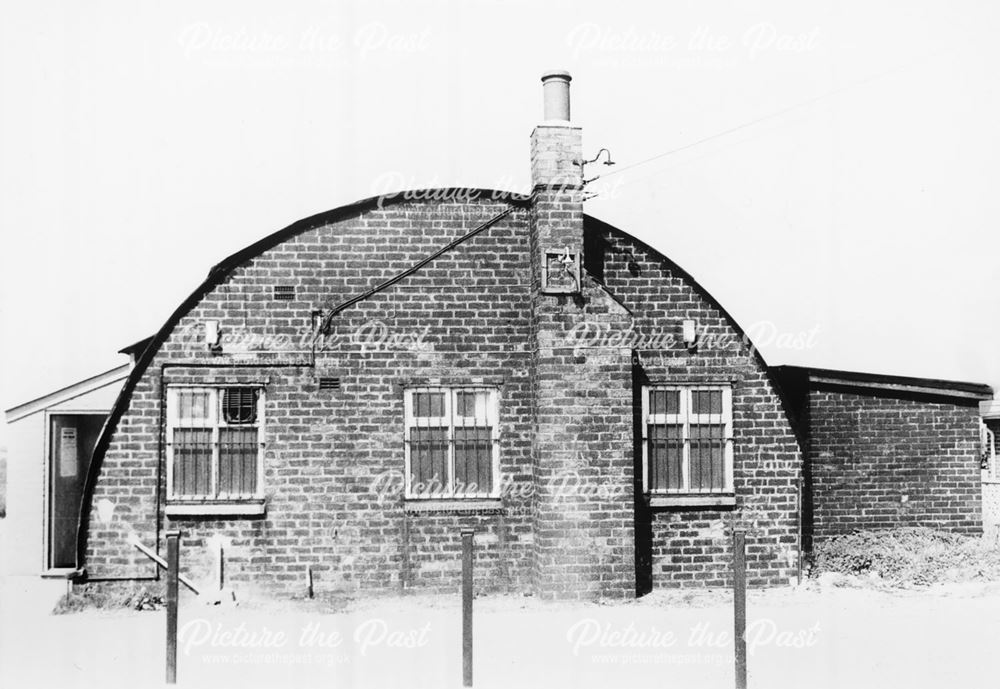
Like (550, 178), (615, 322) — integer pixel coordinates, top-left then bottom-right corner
(75, 189), (529, 565)
(76, 187), (789, 566)
(583, 214), (764, 356)
(583, 214), (805, 436)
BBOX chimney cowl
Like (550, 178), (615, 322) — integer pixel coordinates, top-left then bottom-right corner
(540, 70), (572, 122)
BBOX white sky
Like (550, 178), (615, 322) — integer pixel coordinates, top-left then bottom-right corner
(2, 1), (998, 445)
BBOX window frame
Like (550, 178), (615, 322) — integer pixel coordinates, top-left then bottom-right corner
(983, 421), (998, 478)
(165, 385), (266, 503)
(641, 385), (734, 495)
(403, 386), (500, 500)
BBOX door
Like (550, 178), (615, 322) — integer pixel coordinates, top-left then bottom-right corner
(48, 414), (104, 569)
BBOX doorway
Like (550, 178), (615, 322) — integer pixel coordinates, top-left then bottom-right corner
(48, 414), (104, 569)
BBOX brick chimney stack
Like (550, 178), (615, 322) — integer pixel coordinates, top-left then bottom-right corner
(529, 71), (584, 294)
(528, 71), (635, 599)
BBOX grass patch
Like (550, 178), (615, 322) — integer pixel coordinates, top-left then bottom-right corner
(53, 585), (165, 615)
(812, 527), (1000, 586)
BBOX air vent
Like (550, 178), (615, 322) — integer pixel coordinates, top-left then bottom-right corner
(318, 377), (341, 391)
(222, 388), (258, 424)
(273, 285), (295, 300)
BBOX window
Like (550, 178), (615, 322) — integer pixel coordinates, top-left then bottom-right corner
(642, 386), (733, 494)
(982, 421), (997, 476)
(166, 387), (264, 501)
(404, 387), (499, 498)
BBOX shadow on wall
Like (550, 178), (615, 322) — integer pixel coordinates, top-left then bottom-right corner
(633, 363), (653, 596)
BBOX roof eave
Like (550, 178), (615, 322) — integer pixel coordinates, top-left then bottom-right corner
(771, 364), (993, 402)
(5, 364), (131, 423)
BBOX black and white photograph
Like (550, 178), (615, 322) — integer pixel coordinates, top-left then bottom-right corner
(2, 2), (999, 687)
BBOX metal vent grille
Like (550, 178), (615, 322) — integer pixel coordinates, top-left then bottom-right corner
(222, 388), (258, 424)
(273, 285), (295, 300)
(318, 377), (341, 391)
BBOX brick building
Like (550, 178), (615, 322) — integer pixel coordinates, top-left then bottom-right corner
(771, 367), (991, 548)
(6, 72), (992, 602)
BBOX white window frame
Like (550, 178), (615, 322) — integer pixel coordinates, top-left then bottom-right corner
(404, 387), (500, 499)
(982, 421), (997, 480)
(641, 385), (734, 494)
(165, 386), (265, 502)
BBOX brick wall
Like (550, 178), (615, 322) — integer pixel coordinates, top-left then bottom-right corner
(529, 280), (635, 598)
(83, 194), (805, 598)
(85, 196), (538, 596)
(586, 219), (803, 589)
(808, 388), (983, 540)
(527, 122), (637, 599)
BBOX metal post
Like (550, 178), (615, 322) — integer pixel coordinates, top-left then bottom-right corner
(461, 529), (474, 687)
(733, 529), (747, 689)
(217, 537), (225, 592)
(401, 510), (411, 593)
(165, 530), (181, 685)
(497, 512), (510, 593)
(796, 476), (804, 585)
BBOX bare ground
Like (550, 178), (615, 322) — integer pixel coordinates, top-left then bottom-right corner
(2, 576), (999, 689)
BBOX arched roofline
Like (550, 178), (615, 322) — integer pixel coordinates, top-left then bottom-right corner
(76, 188), (529, 566)
(77, 192), (805, 568)
(583, 214), (770, 366)
(582, 214), (807, 444)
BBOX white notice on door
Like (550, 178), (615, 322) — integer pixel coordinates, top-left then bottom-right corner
(59, 427), (78, 478)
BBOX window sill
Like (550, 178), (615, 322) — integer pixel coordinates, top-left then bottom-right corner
(166, 500), (266, 517)
(41, 567), (84, 580)
(404, 498), (503, 515)
(647, 494), (736, 508)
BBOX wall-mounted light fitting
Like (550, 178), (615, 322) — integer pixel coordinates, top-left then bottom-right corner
(541, 246), (581, 294)
(205, 320), (222, 352)
(682, 319), (698, 350)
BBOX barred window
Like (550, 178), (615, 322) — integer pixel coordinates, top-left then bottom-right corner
(642, 386), (733, 494)
(167, 387), (264, 500)
(404, 387), (499, 498)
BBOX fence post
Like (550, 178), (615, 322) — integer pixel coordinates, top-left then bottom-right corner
(796, 476), (804, 585)
(461, 528), (474, 687)
(733, 529), (747, 689)
(165, 530), (181, 685)
(401, 509), (411, 593)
